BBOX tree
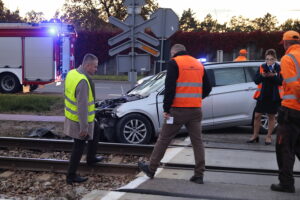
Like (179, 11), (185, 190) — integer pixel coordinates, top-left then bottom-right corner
(280, 19), (300, 32)
(60, 0), (158, 31)
(0, 0), (22, 22)
(199, 14), (225, 32)
(97, 0), (158, 20)
(227, 16), (255, 32)
(252, 13), (278, 32)
(24, 10), (45, 23)
(60, 0), (105, 31)
(179, 9), (199, 32)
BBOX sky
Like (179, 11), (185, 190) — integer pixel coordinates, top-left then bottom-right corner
(3, 0), (300, 24)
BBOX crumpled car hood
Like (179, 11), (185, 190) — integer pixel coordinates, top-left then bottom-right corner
(95, 95), (141, 110)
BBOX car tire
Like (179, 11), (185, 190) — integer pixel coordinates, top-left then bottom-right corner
(116, 114), (152, 144)
(0, 73), (22, 93)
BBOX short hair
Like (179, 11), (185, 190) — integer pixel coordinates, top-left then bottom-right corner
(171, 44), (186, 54)
(82, 53), (98, 66)
(265, 49), (277, 59)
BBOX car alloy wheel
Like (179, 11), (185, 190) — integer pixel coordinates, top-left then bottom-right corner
(123, 119), (147, 143)
(116, 114), (152, 144)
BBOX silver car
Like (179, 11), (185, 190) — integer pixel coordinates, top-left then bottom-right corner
(96, 61), (267, 144)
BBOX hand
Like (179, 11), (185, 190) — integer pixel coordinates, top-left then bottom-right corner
(79, 131), (88, 139)
(263, 72), (274, 77)
(268, 72), (276, 77)
(163, 112), (171, 119)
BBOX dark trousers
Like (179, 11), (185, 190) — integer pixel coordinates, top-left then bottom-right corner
(149, 107), (205, 176)
(275, 106), (300, 186)
(67, 123), (100, 179)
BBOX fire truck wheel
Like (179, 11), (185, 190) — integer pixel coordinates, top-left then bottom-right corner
(0, 73), (22, 93)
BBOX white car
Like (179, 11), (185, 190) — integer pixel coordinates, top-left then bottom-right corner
(96, 61), (268, 144)
(136, 75), (153, 86)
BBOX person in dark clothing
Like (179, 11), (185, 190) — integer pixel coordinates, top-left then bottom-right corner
(247, 49), (283, 145)
(138, 44), (212, 184)
(163, 51), (212, 114)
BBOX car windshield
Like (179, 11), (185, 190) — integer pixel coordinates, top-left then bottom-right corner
(128, 71), (166, 97)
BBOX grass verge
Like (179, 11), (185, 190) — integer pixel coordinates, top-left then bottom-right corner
(0, 94), (64, 113)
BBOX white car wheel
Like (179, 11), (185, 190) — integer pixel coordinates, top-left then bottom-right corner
(116, 114), (152, 144)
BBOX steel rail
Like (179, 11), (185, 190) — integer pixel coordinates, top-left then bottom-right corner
(0, 137), (153, 156)
(162, 163), (300, 177)
(1, 155), (299, 178)
(0, 137), (275, 155)
(0, 156), (138, 175)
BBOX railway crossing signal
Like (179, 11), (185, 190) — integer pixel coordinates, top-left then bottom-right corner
(108, 0), (179, 87)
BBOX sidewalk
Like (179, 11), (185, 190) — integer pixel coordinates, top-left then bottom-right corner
(0, 114), (64, 122)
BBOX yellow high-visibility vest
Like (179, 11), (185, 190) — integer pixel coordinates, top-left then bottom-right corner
(64, 69), (95, 122)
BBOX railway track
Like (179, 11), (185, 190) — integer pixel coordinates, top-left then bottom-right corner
(0, 156), (138, 175)
(0, 137), (297, 177)
(0, 137), (154, 156)
(2, 155), (299, 178)
(0, 137), (275, 154)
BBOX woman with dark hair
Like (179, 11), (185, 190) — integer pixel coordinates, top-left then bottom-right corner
(247, 49), (283, 145)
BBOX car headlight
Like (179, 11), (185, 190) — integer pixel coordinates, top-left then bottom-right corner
(111, 107), (120, 118)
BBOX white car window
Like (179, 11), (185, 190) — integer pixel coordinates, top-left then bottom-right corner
(213, 67), (246, 86)
(245, 66), (259, 82)
(128, 72), (166, 97)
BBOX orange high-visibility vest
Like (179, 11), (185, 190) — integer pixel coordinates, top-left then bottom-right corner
(234, 56), (247, 62)
(280, 44), (300, 111)
(171, 55), (204, 108)
(253, 65), (283, 99)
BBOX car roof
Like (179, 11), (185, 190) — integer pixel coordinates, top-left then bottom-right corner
(204, 60), (264, 69)
(158, 60), (266, 74)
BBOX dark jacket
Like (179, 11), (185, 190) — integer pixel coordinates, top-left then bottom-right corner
(254, 62), (283, 101)
(163, 51), (212, 113)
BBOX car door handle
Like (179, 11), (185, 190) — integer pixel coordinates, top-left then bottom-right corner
(247, 87), (256, 90)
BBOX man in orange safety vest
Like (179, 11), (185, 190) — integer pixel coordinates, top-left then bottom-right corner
(271, 30), (300, 193)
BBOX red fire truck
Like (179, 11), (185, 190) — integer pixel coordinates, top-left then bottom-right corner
(0, 22), (76, 93)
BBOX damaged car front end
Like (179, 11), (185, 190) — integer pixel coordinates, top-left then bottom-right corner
(95, 95), (143, 142)
(95, 71), (166, 144)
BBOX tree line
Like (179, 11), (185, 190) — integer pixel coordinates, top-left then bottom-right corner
(1, 0), (299, 32)
(179, 9), (300, 32)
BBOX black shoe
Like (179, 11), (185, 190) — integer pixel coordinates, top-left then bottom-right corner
(265, 137), (272, 145)
(87, 156), (104, 166)
(190, 175), (204, 184)
(66, 175), (88, 185)
(138, 161), (155, 178)
(265, 141), (272, 145)
(270, 183), (295, 193)
(247, 136), (259, 143)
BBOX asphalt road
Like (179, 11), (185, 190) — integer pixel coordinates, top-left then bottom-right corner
(34, 80), (132, 100)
